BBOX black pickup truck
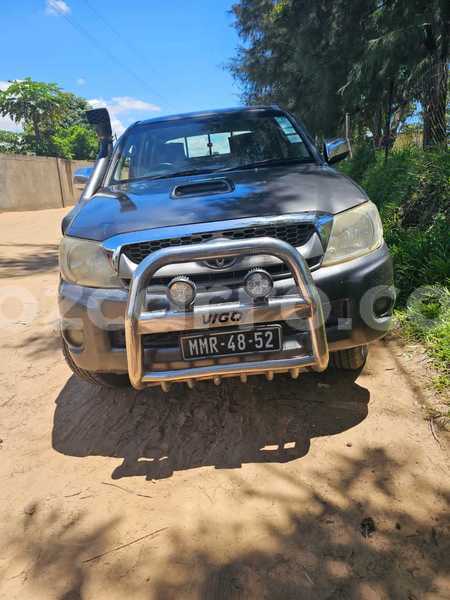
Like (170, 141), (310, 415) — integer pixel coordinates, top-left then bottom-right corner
(59, 105), (394, 390)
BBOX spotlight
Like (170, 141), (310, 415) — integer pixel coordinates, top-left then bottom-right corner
(167, 276), (196, 308)
(244, 268), (273, 301)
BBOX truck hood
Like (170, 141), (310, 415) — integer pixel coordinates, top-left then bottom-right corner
(65, 164), (368, 241)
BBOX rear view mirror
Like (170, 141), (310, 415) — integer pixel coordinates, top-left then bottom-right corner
(73, 166), (94, 186)
(323, 138), (351, 165)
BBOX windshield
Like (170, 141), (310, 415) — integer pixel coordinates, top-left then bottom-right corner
(108, 111), (314, 183)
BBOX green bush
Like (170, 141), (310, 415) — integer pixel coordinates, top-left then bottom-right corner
(342, 145), (450, 390)
(344, 146), (450, 305)
(387, 214), (449, 304)
(50, 124), (98, 160)
(339, 140), (376, 183)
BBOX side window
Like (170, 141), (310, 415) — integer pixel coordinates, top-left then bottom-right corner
(169, 133), (233, 158)
(275, 116), (310, 158)
(275, 116), (302, 144)
(159, 131), (256, 162)
(114, 143), (134, 181)
(187, 135), (210, 158)
(209, 133), (231, 155)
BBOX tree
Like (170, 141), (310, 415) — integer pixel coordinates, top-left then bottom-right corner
(51, 124), (98, 160)
(0, 130), (27, 154)
(0, 78), (97, 158)
(0, 78), (66, 151)
(229, 0), (376, 138)
(343, 0), (449, 148)
(229, 0), (449, 147)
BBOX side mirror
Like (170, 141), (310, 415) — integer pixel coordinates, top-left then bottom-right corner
(86, 108), (112, 139)
(73, 166), (94, 186)
(86, 108), (113, 159)
(323, 137), (351, 165)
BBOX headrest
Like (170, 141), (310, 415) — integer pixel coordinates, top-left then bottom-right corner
(229, 132), (268, 162)
(229, 132), (257, 155)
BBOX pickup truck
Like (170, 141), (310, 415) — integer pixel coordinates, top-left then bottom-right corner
(59, 105), (394, 390)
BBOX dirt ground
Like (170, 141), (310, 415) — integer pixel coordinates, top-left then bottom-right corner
(0, 208), (449, 600)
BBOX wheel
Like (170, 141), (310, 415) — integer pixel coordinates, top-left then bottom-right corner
(329, 345), (368, 371)
(62, 337), (131, 389)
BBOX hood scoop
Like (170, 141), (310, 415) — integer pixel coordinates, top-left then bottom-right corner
(172, 178), (233, 199)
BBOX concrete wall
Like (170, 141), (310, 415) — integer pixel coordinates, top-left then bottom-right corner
(0, 153), (93, 212)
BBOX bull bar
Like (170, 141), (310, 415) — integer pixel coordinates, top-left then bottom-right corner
(125, 237), (329, 390)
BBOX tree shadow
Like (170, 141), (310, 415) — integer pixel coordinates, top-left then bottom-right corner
(0, 243), (59, 278)
(0, 503), (126, 599)
(2, 448), (448, 599)
(52, 369), (369, 481)
(150, 450), (450, 599)
(3, 330), (61, 359)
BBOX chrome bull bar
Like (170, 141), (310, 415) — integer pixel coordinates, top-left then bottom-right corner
(125, 237), (329, 390)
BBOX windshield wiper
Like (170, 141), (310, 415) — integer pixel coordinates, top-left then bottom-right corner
(117, 159), (313, 184)
(218, 157), (314, 172)
(119, 168), (219, 184)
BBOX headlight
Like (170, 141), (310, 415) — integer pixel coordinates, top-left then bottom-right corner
(59, 236), (122, 288)
(322, 201), (383, 266)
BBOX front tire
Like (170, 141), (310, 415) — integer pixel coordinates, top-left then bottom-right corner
(62, 337), (131, 389)
(329, 345), (368, 371)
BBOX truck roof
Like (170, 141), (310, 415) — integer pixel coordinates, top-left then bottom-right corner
(132, 105), (283, 128)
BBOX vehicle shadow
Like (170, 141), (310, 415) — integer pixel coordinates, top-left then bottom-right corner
(52, 369), (369, 481)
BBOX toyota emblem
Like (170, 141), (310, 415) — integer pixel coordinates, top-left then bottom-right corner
(202, 237), (238, 270)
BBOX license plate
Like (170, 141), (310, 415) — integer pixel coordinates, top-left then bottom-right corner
(181, 325), (282, 361)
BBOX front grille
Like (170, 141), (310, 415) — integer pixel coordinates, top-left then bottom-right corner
(122, 222), (315, 264)
(150, 259), (319, 286)
(109, 300), (349, 350)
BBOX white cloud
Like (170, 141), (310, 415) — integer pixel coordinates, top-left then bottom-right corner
(0, 114), (21, 132)
(88, 96), (160, 137)
(0, 81), (22, 131)
(45, 0), (71, 16)
(76, 77), (86, 86)
(110, 97), (160, 112)
(0, 79), (25, 90)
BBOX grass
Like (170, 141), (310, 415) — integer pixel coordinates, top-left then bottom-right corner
(395, 286), (450, 396)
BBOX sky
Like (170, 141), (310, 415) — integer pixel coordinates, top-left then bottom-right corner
(0, 0), (242, 135)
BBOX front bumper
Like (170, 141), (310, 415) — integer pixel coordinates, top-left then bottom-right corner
(59, 241), (394, 389)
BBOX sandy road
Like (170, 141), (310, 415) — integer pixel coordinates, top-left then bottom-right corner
(0, 208), (449, 600)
